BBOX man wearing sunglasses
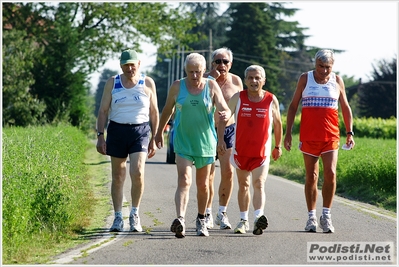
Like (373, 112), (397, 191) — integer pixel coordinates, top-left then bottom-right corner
(204, 47), (243, 230)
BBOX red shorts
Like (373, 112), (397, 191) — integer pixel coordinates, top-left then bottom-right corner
(231, 154), (269, 172)
(299, 141), (339, 157)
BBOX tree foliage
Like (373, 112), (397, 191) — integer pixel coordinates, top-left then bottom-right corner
(94, 68), (118, 117)
(2, 2), (196, 128)
(357, 57), (397, 119)
(148, 2), (230, 110)
(223, 2), (316, 100)
(182, 2), (230, 65)
(2, 29), (47, 126)
(150, 2), (316, 110)
(223, 3), (280, 95)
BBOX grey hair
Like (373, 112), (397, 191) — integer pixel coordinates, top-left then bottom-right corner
(184, 53), (206, 71)
(315, 49), (335, 64)
(244, 65), (266, 79)
(212, 47), (233, 62)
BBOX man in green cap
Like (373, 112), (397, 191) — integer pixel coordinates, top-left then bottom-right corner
(96, 49), (159, 233)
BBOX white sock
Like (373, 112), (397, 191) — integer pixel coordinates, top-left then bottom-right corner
(115, 211), (123, 218)
(308, 209), (316, 218)
(130, 207), (139, 216)
(219, 206), (227, 214)
(322, 207), (331, 216)
(254, 209), (263, 218)
(240, 211), (249, 221)
(206, 208), (212, 215)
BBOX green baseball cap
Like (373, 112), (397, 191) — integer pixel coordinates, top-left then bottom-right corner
(120, 49), (139, 65)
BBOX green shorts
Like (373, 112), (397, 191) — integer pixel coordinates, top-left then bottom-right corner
(177, 153), (215, 169)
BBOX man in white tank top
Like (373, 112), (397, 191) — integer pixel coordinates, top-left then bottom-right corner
(96, 49), (159, 233)
(283, 49), (355, 233)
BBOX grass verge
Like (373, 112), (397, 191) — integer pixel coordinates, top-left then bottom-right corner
(269, 135), (397, 212)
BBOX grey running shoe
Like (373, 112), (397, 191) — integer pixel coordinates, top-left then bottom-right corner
(205, 213), (214, 229)
(253, 215), (268, 235)
(234, 219), (249, 234)
(171, 217), (185, 238)
(129, 214), (143, 232)
(215, 212), (232, 229)
(110, 216), (124, 232)
(196, 218), (209, 236)
(320, 214), (335, 233)
(305, 216), (318, 232)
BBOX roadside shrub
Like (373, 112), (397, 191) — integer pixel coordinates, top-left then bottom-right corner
(348, 116), (397, 139)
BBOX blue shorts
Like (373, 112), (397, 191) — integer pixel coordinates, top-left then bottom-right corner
(106, 120), (150, 158)
(216, 124), (235, 160)
(222, 124), (235, 149)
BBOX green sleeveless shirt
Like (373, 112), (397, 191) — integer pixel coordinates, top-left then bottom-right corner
(173, 78), (216, 157)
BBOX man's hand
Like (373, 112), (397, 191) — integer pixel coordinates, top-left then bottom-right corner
(96, 137), (106, 155)
(218, 110), (228, 122)
(217, 141), (227, 156)
(209, 68), (220, 79)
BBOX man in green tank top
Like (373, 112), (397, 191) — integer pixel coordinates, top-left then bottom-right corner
(155, 53), (231, 238)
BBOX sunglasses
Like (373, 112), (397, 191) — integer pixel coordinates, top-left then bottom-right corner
(214, 59), (230, 65)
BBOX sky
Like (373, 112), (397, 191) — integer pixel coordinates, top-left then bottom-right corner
(89, 1), (398, 90)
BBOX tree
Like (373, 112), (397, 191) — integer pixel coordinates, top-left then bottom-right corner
(222, 2), (322, 101)
(148, 2), (230, 110)
(2, 2), (197, 128)
(2, 29), (47, 127)
(357, 57), (397, 118)
(223, 3), (282, 97)
(182, 2), (229, 65)
(94, 68), (119, 117)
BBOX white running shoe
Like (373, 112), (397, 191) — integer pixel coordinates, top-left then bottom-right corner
(205, 213), (214, 229)
(129, 214), (143, 232)
(234, 220), (249, 234)
(253, 215), (268, 235)
(196, 218), (209, 237)
(171, 217), (185, 238)
(305, 216), (318, 232)
(215, 212), (232, 229)
(320, 214), (335, 233)
(110, 216), (124, 232)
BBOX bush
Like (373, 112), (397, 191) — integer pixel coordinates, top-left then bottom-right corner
(281, 115), (397, 139)
(348, 116), (397, 139)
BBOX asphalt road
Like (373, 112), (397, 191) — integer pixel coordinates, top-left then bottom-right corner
(53, 148), (397, 265)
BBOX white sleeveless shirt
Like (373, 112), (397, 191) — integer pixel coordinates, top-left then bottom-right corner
(109, 73), (150, 124)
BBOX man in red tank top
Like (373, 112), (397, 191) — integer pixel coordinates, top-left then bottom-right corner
(218, 65), (283, 235)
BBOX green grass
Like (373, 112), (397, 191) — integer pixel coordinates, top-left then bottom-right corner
(270, 135), (397, 212)
(2, 125), (111, 264)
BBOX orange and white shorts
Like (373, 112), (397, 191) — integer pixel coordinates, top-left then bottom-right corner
(299, 140), (339, 157)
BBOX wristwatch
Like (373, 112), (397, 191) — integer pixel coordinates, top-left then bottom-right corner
(97, 132), (104, 137)
(346, 131), (354, 136)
